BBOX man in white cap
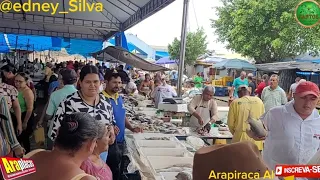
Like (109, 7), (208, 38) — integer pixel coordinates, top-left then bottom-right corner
(249, 81), (320, 172)
(228, 85), (264, 151)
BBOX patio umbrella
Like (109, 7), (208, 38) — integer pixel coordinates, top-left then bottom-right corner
(214, 59), (257, 71)
(200, 56), (226, 63)
(155, 56), (177, 64)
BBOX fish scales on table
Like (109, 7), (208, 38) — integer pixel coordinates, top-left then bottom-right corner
(156, 165), (192, 173)
(123, 95), (181, 133)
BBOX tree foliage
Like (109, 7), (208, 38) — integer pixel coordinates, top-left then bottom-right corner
(212, 0), (320, 63)
(168, 28), (208, 66)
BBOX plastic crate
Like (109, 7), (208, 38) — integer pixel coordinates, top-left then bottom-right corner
(222, 76), (233, 82)
(214, 87), (227, 97)
(212, 80), (223, 86)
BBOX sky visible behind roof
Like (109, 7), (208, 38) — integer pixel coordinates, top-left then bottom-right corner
(126, 0), (230, 54)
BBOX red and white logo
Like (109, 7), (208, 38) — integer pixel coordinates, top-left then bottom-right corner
(275, 165), (320, 178)
(275, 166), (283, 175)
(0, 157), (36, 180)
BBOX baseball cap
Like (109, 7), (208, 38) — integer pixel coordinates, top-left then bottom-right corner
(237, 85), (249, 91)
(295, 81), (319, 97)
(60, 69), (78, 84)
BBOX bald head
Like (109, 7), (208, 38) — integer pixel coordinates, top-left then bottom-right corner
(298, 79), (306, 84)
(203, 86), (215, 101)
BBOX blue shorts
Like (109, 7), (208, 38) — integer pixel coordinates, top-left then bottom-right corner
(100, 151), (108, 162)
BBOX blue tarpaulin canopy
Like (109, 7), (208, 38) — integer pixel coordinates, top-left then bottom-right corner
(0, 33), (103, 57)
(0, 34), (9, 53)
(214, 59), (257, 71)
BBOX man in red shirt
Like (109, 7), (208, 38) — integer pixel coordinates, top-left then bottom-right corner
(255, 74), (270, 98)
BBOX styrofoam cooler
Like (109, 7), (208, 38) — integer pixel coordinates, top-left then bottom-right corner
(136, 140), (185, 148)
(159, 172), (180, 180)
(146, 156), (193, 176)
(140, 148), (194, 157)
(132, 133), (177, 141)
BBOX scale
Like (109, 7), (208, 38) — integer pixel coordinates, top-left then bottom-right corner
(157, 98), (190, 125)
(158, 98), (188, 113)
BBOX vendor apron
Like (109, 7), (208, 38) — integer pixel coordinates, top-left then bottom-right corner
(189, 99), (211, 129)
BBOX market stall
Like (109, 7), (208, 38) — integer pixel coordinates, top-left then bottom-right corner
(121, 93), (233, 180)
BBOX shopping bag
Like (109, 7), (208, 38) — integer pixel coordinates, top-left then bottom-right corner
(34, 127), (45, 144)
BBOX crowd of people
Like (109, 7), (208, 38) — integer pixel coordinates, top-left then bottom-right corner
(1, 57), (320, 179)
(226, 71), (320, 173)
(0, 59), (183, 180)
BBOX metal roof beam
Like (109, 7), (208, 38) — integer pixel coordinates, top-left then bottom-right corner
(0, 12), (121, 30)
(0, 27), (103, 40)
(122, 0), (175, 30)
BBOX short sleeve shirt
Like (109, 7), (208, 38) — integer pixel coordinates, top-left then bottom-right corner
(46, 85), (78, 116)
(48, 91), (115, 140)
(0, 83), (18, 109)
(232, 77), (249, 97)
(248, 82), (256, 96)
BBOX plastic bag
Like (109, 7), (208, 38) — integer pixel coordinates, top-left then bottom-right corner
(34, 127), (45, 143)
(186, 136), (204, 150)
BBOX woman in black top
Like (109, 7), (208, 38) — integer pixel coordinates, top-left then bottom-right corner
(248, 76), (256, 96)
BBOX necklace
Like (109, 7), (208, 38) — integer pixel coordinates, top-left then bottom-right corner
(79, 91), (98, 106)
(79, 91), (98, 118)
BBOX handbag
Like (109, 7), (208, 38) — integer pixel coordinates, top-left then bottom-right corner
(34, 127), (45, 144)
(0, 114), (11, 156)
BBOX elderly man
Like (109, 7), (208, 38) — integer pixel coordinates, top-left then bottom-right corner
(188, 86), (219, 128)
(42, 69), (78, 150)
(249, 81), (320, 173)
(152, 77), (177, 108)
(227, 85), (265, 151)
(125, 81), (138, 95)
(230, 71), (249, 98)
(261, 74), (287, 112)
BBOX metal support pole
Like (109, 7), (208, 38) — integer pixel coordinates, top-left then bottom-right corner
(14, 36), (18, 66)
(177, 0), (190, 97)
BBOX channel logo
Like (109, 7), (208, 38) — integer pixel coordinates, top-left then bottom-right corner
(275, 166), (283, 175)
(0, 157), (36, 180)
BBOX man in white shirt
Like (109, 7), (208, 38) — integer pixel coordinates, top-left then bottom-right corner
(125, 81), (138, 95)
(152, 77), (177, 108)
(261, 74), (287, 112)
(288, 77), (301, 101)
(249, 81), (320, 171)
